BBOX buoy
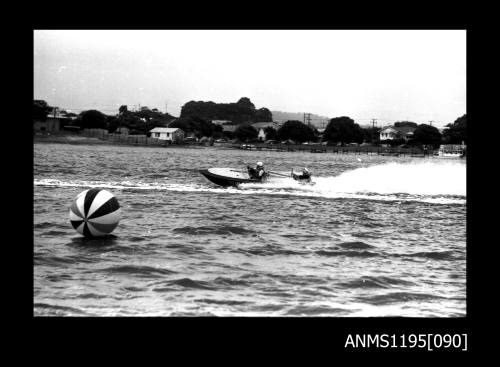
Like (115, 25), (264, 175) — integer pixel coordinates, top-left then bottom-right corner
(69, 188), (121, 237)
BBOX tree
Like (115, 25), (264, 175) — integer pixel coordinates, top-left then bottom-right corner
(442, 114), (466, 144)
(223, 130), (235, 140)
(106, 115), (120, 133)
(114, 106), (176, 135)
(360, 126), (381, 144)
(236, 97), (255, 110)
(116, 112), (142, 132)
(413, 124), (442, 148)
(234, 123), (258, 142)
(394, 121), (418, 128)
(264, 126), (278, 141)
(180, 97), (271, 124)
(193, 116), (215, 137)
(255, 108), (273, 122)
(77, 110), (107, 129)
(33, 100), (51, 121)
(323, 116), (363, 145)
(277, 120), (316, 143)
(118, 105), (128, 115)
(169, 116), (215, 138)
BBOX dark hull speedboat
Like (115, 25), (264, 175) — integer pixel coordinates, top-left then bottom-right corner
(199, 168), (264, 187)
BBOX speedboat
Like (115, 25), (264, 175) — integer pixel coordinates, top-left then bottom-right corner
(200, 167), (315, 187)
(435, 144), (466, 159)
(199, 168), (265, 187)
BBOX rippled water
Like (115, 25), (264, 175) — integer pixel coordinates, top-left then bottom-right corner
(34, 143), (466, 316)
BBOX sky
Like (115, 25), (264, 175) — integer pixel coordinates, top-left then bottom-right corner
(34, 30), (466, 127)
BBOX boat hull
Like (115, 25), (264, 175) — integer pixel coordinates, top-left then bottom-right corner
(200, 167), (314, 187)
(199, 168), (261, 187)
(436, 153), (465, 159)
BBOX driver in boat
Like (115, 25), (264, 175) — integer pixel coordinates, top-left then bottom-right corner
(247, 161), (267, 181)
(292, 167), (312, 182)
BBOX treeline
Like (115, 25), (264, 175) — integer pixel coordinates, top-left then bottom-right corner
(234, 115), (467, 149)
(320, 115), (466, 148)
(33, 99), (466, 147)
(85, 106), (178, 135)
(376, 116), (466, 147)
(441, 114), (466, 144)
(180, 97), (273, 124)
(33, 98), (272, 137)
(232, 120), (323, 143)
(33, 100), (178, 135)
(232, 118), (374, 144)
(33, 100), (78, 121)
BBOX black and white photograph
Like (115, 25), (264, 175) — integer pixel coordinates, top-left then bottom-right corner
(33, 30), (466, 318)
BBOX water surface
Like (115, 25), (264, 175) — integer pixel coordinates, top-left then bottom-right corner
(34, 143), (466, 316)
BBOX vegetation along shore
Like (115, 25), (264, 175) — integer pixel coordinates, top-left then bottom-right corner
(33, 97), (466, 155)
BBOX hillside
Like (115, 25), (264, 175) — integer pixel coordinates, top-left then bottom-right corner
(271, 110), (330, 128)
(180, 97), (272, 124)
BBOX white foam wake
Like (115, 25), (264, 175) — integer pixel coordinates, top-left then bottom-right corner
(34, 162), (466, 205)
(245, 161), (466, 196)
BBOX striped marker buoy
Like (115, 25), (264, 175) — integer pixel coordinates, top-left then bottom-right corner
(69, 188), (121, 237)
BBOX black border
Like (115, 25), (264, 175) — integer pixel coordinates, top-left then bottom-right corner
(25, 17), (477, 355)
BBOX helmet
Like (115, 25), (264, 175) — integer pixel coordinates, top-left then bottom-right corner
(303, 168), (309, 173)
(257, 162), (263, 167)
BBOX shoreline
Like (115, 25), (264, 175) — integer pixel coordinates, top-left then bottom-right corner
(34, 134), (457, 159)
(33, 134), (207, 149)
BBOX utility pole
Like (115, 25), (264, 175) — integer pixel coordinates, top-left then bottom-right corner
(306, 113), (312, 126)
(165, 100), (168, 115)
(371, 118), (378, 143)
(302, 113), (311, 125)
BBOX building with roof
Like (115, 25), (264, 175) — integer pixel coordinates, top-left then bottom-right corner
(33, 107), (77, 133)
(222, 125), (237, 133)
(149, 127), (184, 143)
(211, 120), (233, 125)
(251, 121), (281, 141)
(379, 125), (416, 141)
(114, 126), (129, 135)
(316, 128), (326, 140)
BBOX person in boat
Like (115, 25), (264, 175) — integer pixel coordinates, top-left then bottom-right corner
(247, 161), (267, 181)
(292, 167), (312, 182)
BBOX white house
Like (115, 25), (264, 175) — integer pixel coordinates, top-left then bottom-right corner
(149, 127), (184, 143)
(379, 125), (416, 141)
(211, 120), (233, 125)
(251, 121), (281, 141)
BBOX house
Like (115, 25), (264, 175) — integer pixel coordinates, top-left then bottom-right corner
(184, 131), (197, 140)
(316, 128), (326, 140)
(33, 108), (76, 133)
(115, 126), (129, 135)
(222, 125), (237, 133)
(437, 143), (466, 156)
(211, 120), (233, 125)
(251, 121), (281, 141)
(33, 116), (61, 132)
(379, 125), (416, 141)
(149, 127), (184, 143)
